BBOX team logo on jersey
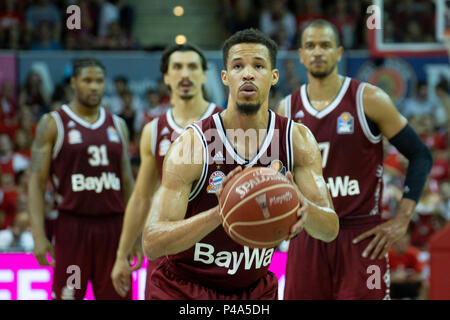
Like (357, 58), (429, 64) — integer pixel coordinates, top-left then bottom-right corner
(106, 126), (120, 143)
(337, 112), (354, 134)
(68, 120), (76, 128)
(294, 110), (305, 119)
(212, 151), (225, 162)
(158, 137), (171, 156)
(206, 170), (225, 193)
(268, 159), (286, 175)
(68, 129), (82, 144)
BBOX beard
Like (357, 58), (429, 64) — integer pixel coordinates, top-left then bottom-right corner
(78, 95), (102, 109)
(236, 102), (261, 115)
(309, 64), (336, 79)
(179, 92), (194, 100)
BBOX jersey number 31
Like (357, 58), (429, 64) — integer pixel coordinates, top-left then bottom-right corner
(88, 145), (109, 166)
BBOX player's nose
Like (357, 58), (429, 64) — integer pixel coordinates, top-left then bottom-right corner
(242, 66), (255, 81)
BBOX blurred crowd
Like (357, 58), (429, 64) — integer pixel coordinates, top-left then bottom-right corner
(0, 0), (138, 51)
(0, 0), (449, 300)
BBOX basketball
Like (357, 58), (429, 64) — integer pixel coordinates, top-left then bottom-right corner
(219, 167), (299, 249)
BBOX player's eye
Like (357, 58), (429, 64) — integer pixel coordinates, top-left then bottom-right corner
(233, 64), (242, 70)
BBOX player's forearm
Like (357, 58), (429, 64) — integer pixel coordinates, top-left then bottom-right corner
(28, 175), (48, 240)
(142, 206), (221, 261)
(393, 198), (416, 224)
(304, 203), (339, 243)
(116, 192), (151, 259)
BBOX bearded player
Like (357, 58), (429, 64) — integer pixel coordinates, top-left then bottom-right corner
(277, 20), (433, 299)
(111, 43), (222, 299)
(142, 28), (339, 300)
(29, 58), (135, 300)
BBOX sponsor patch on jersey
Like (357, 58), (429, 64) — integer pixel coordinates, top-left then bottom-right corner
(158, 137), (171, 156)
(107, 126), (120, 143)
(68, 120), (76, 128)
(337, 112), (354, 134)
(206, 170), (225, 194)
(68, 129), (82, 144)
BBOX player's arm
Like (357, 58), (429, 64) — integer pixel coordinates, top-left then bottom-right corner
(142, 128), (239, 260)
(353, 85), (433, 260)
(289, 123), (339, 243)
(28, 114), (57, 266)
(112, 120), (159, 296)
(116, 116), (135, 203)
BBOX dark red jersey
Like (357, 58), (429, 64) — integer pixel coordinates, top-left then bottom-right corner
(49, 105), (125, 216)
(163, 110), (294, 290)
(282, 77), (384, 219)
(152, 103), (222, 176)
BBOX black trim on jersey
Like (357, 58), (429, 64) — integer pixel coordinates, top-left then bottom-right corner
(187, 123), (209, 201)
(217, 110), (272, 165)
(365, 114), (381, 137)
(286, 119), (294, 173)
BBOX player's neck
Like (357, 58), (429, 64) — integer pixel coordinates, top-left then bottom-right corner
(306, 72), (345, 104)
(171, 94), (210, 125)
(222, 103), (269, 132)
(68, 100), (101, 123)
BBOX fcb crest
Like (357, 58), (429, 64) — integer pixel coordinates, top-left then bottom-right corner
(337, 112), (354, 134)
(206, 170), (225, 194)
(107, 126), (120, 143)
(268, 160), (286, 175)
(158, 137), (171, 156)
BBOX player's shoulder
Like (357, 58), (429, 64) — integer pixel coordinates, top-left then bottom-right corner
(360, 82), (392, 105)
(291, 122), (320, 166)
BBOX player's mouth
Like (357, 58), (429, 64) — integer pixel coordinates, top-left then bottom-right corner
(179, 80), (194, 91)
(239, 83), (258, 97)
(311, 59), (326, 66)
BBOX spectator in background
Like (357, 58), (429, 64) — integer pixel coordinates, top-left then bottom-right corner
(63, 0), (97, 50)
(259, 0), (296, 49)
(98, 0), (120, 38)
(435, 78), (450, 128)
(25, 0), (62, 44)
(0, 0), (25, 49)
(294, 0), (325, 33)
(0, 80), (18, 137)
(0, 212), (34, 252)
(14, 129), (32, 160)
(118, 90), (137, 140)
(439, 180), (450, 221)
(328, 0), (356, 49)
(30, 22), (62, 51)
(223, 0), (259, 37)
(388, 230), (425, 299)
(138, 88), (169, 130)
(18, 71), (50, 122)
(96, 21), (137, 50)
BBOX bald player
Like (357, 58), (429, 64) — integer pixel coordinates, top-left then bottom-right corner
(277, 20), (432, 300)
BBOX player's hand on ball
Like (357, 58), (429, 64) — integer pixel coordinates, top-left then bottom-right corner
(285, 171), (309, 239)
(352, 217), (409, 260)
(33, 236), (55, 267)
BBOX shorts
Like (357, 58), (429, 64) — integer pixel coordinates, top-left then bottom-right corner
(284, 216), (390, 300)
(144, 257), (164, 300)
(52, 212), (131, 300)
(147, 260), (278, 300)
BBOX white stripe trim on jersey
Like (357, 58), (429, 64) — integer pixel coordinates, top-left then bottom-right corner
(187, 123), (209, 201)
(50, 111), (64, 159)
(61, 104), (106, 130)
(112, 115), (126, 145)
(213, 110), (276, 167)
(356, 83), (382, 144)
(300, 77), (351, 119)
(284, 95), (292, 119)
(166, 103), (218, 135)
(151, 118), (158, 157)
(286, 119), (294, 173)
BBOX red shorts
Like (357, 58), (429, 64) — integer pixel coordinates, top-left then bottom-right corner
(147, 260), (278, 300)
(284, 216), (390, 300)
(144, 257), (163, 300)
(52, 212), (131, 300)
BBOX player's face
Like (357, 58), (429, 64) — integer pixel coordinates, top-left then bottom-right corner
(299, 26), (343, 79)
(222, 43), (279, 115)
(164, 51), (206, 100)
(71, 66), (105, 108)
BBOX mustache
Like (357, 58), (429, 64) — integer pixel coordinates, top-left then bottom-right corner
(178, 79), (194, 87)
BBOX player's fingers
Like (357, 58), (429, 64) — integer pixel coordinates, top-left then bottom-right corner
(289, 208), (306, 238)
(48, 245), (56, 267)
(352, 227), (377, 244)
(361, 233), (381, 259)
(370, 236), (388, 260)
(378, 241), (392, 260)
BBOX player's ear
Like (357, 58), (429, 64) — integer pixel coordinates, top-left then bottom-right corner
(336, 46), (344, 62)
(70, 76), (76, 90)
(221, 70), (229, 86)
(298, 48), (304, 65)
(271, 69), (279, 86)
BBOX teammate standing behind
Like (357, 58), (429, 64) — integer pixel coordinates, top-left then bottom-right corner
(142, 28), (338, 300)
(277, 20), (433, 299)
(28, 58), (135, 300)
(111, 44), (222, 299)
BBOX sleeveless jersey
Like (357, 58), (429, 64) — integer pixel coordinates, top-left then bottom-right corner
(282, 77), (384, 219)
(165, 110), (294, 290)
(152, 103), (223, 175)
(50, 104), (125, 216)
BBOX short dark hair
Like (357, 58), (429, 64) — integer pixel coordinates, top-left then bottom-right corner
(72, 58), (106, 77)
(160, 43), (208, 74)
(222, 28), (278, 69)
(299, 19), (341, 48)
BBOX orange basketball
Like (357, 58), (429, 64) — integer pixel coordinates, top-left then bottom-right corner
(219, 166), (299, 248)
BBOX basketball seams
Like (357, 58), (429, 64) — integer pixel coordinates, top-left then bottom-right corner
(228, 205), (298, 228)
(228, 227), (288, 248)
(221, 183), (297, 226)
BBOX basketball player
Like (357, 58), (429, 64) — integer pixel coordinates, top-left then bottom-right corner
(111, 43), (222, 298)
(28, 58), (135, 300)
(277, 20), (433, 299)
(142, 28), (339, 300)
